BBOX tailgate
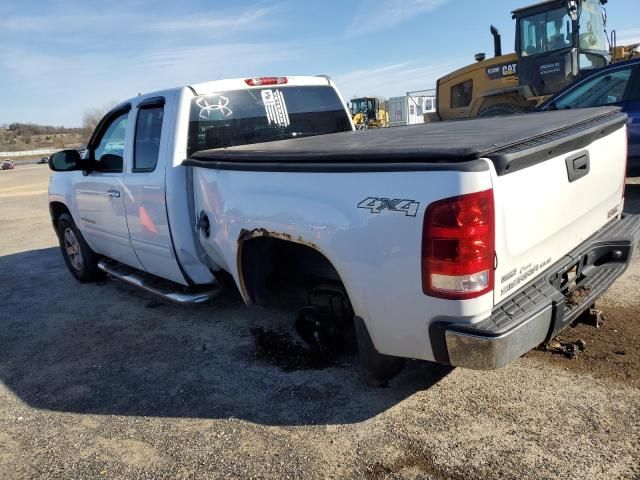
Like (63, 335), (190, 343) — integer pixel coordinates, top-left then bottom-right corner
(492, 115), (627, 304)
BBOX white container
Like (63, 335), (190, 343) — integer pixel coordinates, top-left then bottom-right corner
(388, 93), (436, 127)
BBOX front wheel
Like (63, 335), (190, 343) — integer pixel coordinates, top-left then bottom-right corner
(56, 213), (104, 282)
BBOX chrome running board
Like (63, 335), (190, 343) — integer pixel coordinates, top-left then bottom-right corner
(97, 259), (220, 304)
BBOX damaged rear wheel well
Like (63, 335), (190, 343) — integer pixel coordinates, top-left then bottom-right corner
(238, 233), (406, 386)
(239, 236), (343, 306)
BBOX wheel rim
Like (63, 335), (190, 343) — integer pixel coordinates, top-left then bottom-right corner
(63, 228), (83, 271)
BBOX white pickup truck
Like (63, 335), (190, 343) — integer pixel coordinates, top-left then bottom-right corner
(48, 75), (640, 386)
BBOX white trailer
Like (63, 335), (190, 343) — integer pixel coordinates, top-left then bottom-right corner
(388, 90), (436, 127)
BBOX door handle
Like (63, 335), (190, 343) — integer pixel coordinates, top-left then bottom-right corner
(106, 189), (121, 198)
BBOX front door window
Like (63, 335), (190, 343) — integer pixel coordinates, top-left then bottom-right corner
(93, 113), (128, 172)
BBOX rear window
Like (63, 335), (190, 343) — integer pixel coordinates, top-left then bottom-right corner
(188, 86), (351, 156)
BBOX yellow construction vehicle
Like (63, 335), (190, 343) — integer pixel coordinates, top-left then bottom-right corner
(432, 0), (640, 121)
(350, 97), (389, 129)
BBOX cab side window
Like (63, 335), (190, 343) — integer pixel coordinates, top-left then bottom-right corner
(134, 105), (164, 172)
(93, 113), (128, 172)
(451, 80), (473, 109)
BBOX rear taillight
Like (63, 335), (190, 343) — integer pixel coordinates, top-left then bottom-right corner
(422, 189), (495, 300)
(244, 77), (288, 86)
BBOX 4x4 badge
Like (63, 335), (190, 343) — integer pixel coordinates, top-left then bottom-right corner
(358, 197), (420, 217)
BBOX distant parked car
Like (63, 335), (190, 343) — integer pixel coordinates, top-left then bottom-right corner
(540, 58), (640, 172)
(38, 157), (48, 164)
(1, 159), (15, 170)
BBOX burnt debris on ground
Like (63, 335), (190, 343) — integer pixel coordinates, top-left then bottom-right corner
(565, 286), (592, 307)
(540, 338), (587, 359)
(251, 327), (334, 371)
(528, 305), (640, 387)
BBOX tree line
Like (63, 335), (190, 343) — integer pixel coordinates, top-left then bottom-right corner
(1, 100), (119, 140)
(1, 123), (85, 136)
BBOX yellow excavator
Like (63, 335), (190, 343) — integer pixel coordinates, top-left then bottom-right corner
(431, 0), (640, 121)
(350, 97), (390, 129)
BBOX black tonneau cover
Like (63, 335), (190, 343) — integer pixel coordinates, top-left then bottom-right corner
(185, 107), (626, 175)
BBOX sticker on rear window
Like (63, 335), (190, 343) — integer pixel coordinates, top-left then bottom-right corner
(261, 89), (290, 127)
(196, 96), (233, 120)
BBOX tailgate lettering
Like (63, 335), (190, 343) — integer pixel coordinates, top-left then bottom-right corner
(501, 257), (551, 295)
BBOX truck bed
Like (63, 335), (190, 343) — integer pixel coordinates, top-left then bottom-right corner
(185, 107), (626, 175)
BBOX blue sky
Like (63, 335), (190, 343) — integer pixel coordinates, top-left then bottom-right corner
(1, 0), (639, 126)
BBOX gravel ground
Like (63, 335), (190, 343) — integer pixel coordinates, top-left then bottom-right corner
(1, 165), (639, 479)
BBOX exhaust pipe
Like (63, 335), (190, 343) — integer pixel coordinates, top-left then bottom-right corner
(490, 25), (502, 57)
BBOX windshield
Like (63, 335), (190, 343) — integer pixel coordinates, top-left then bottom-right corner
(520, 7), (573, 56)
(578, 0), (606, 52)
(188, 86), (351, 156)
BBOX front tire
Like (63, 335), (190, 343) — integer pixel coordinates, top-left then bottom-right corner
(56, 213), (104, 282)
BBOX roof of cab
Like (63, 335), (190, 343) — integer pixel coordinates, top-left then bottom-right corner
(511, 0), (563, 16)
(189, 75), (333, 96)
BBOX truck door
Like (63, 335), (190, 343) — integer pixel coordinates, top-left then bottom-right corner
(121, 95), (187, 285)
(74, 107), (144, 269)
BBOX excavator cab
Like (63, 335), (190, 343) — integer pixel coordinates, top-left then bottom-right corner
(350, 97), (389, 128)
(350, 97), (378, 125)
(514, 0), (609, 96)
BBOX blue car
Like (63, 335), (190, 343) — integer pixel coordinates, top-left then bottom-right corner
(541, 57), (640, 172)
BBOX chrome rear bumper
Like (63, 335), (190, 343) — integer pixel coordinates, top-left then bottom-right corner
(445, 305), (553, 369)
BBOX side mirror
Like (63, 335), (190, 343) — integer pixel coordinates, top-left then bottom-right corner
(49, 149), (83, 172)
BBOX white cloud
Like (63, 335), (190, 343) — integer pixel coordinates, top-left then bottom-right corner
(333, 59), (462, 100)
(0, 3), (285, 125)
(347, 0), (450, 37)
(137, 42), (295, 85)
(0, 12), (130, 32)
(146, 8), (273, 32)
(0, 7), (272, 36)
(0, 41), (294, 126)
(0, 52), (457, 125)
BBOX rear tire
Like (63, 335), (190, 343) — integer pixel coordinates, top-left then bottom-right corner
(478, 103), (530, 117)
(56, 213), (104, 282)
